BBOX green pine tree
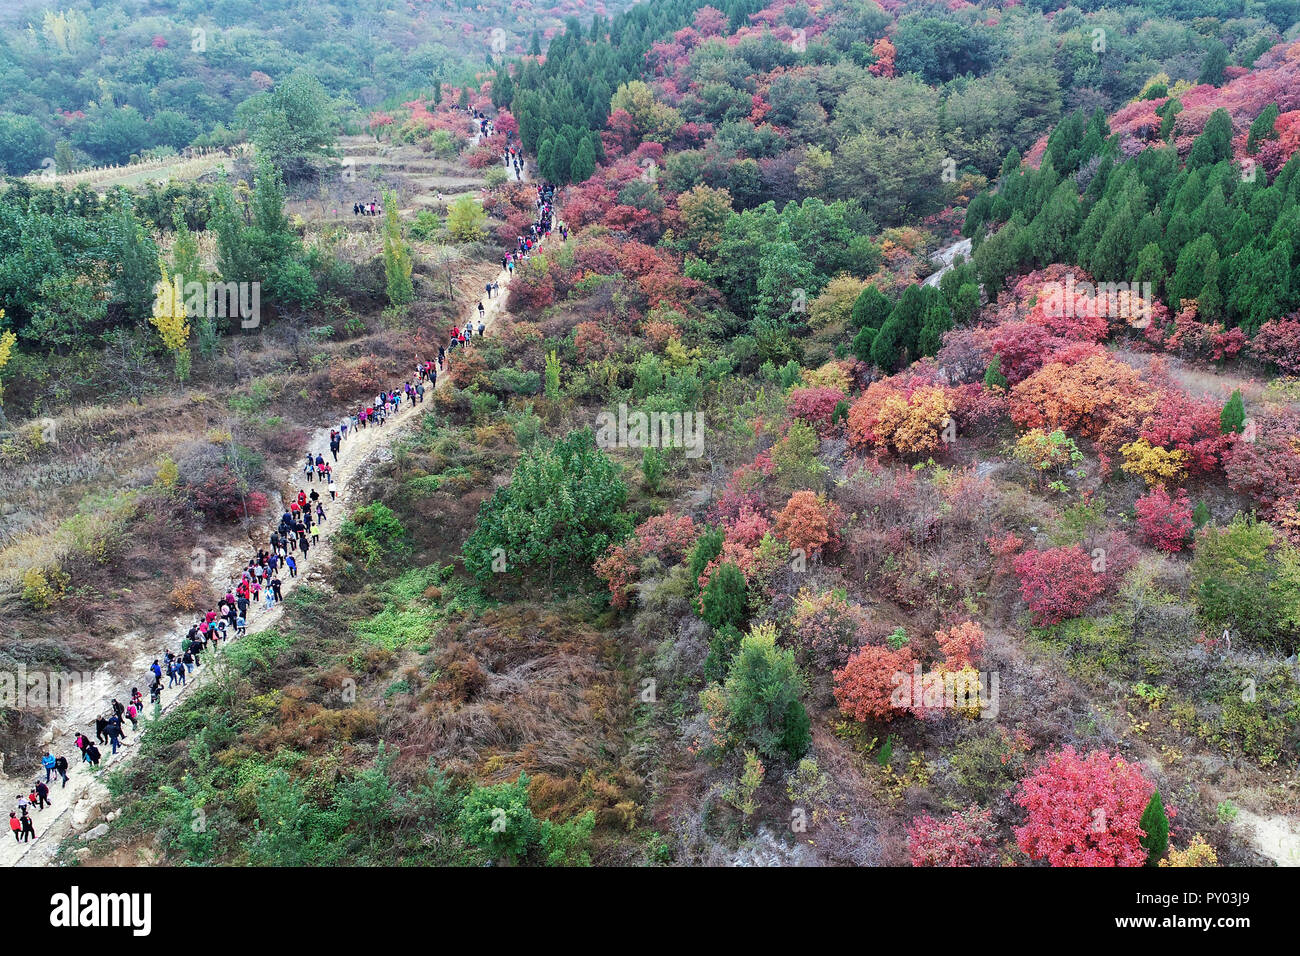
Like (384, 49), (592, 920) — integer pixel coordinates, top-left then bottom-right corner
(1220, 389), (1246, 435)
(984, 355), (1008, 389)
(1139, 790), (1169, 865)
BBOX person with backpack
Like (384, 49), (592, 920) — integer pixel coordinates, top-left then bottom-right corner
(105, 716), (123, 755)
(85, 744), (101, 767)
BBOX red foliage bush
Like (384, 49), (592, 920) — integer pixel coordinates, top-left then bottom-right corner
(935, 620), (985, 669)
(907, 806), (1001, 867)
(1138, 389), (1232, 476)
(594, 513), (698, 609)
(833, 644), (916, 723)
(1249, 317), (1300, 374)
(1013, 545), (1108, 626)
(1224, 405), (1300, 510)
(505, 260), (556, 316)
(573, 321), (613, 362)
(1135, 486), (1193, 553)
(787, 386), (847, 434)
(773, 490), (840, 557)
(1013, 748), (1157, 867)
(990, 321), (1069, 385)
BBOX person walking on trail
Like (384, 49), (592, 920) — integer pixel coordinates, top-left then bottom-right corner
(105, 716), (123, 755)
(85, 744), (101, 767)
(94, 715), (107, 745)
(33, 781), (50, 810)
(53, 754), (68, 788)
(9, 812), (20, 843)
(41, 752), (55, 783)
(477, 300), (485, 320)
(286, 553), (297, 578)
(19, 809), (34, 842)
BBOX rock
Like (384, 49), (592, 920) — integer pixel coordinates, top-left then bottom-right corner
(71, 802), (91, 828)
(1194, 754), (1227, 779)
(80, 823), (109, 841)
(75, 847), (91, 858)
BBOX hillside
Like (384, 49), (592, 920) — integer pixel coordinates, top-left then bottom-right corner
(1, 0), (1299, 884)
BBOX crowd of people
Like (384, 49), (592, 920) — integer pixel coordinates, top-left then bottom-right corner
(353, 200), (384, 216)
(10, 113), (549, 850)
(499, 180), (560, 281)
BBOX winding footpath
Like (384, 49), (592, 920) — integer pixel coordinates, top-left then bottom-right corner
(1, 140), (534, 867)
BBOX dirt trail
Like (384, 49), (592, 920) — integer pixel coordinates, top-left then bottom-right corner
(0, 142), (535, 867)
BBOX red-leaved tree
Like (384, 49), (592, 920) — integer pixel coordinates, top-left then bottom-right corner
(833, 644), (915, 723)
(1013, 545), (1107, 626)
(1013, 748), (1157, 867)
(1135, 486), (1193, 553)
(907, 805), (1001, 867)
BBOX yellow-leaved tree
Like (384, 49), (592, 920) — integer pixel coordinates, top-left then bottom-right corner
(0, 309), (17, 408)
(150, 259), (191, 381)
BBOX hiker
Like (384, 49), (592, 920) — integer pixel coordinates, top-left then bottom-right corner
(85, 744), (101, 767)
(41, 752), (56, 783)
(19, 808), (34, 842)
(286, 554), (297, 578)
(105, 715), (123, 755)
(94, 715), (108, 745)
(9, 812), (19, 843)
(53, 754), (69, 788)
(33, 781), (49, 810)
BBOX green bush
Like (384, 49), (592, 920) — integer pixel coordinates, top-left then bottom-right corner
(708, 624), (810, 761)
(701, 562), (748, 631)
(338, 502), (409, 569)
(490, 366), (542, 395)
(462, 429), (632, 586)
